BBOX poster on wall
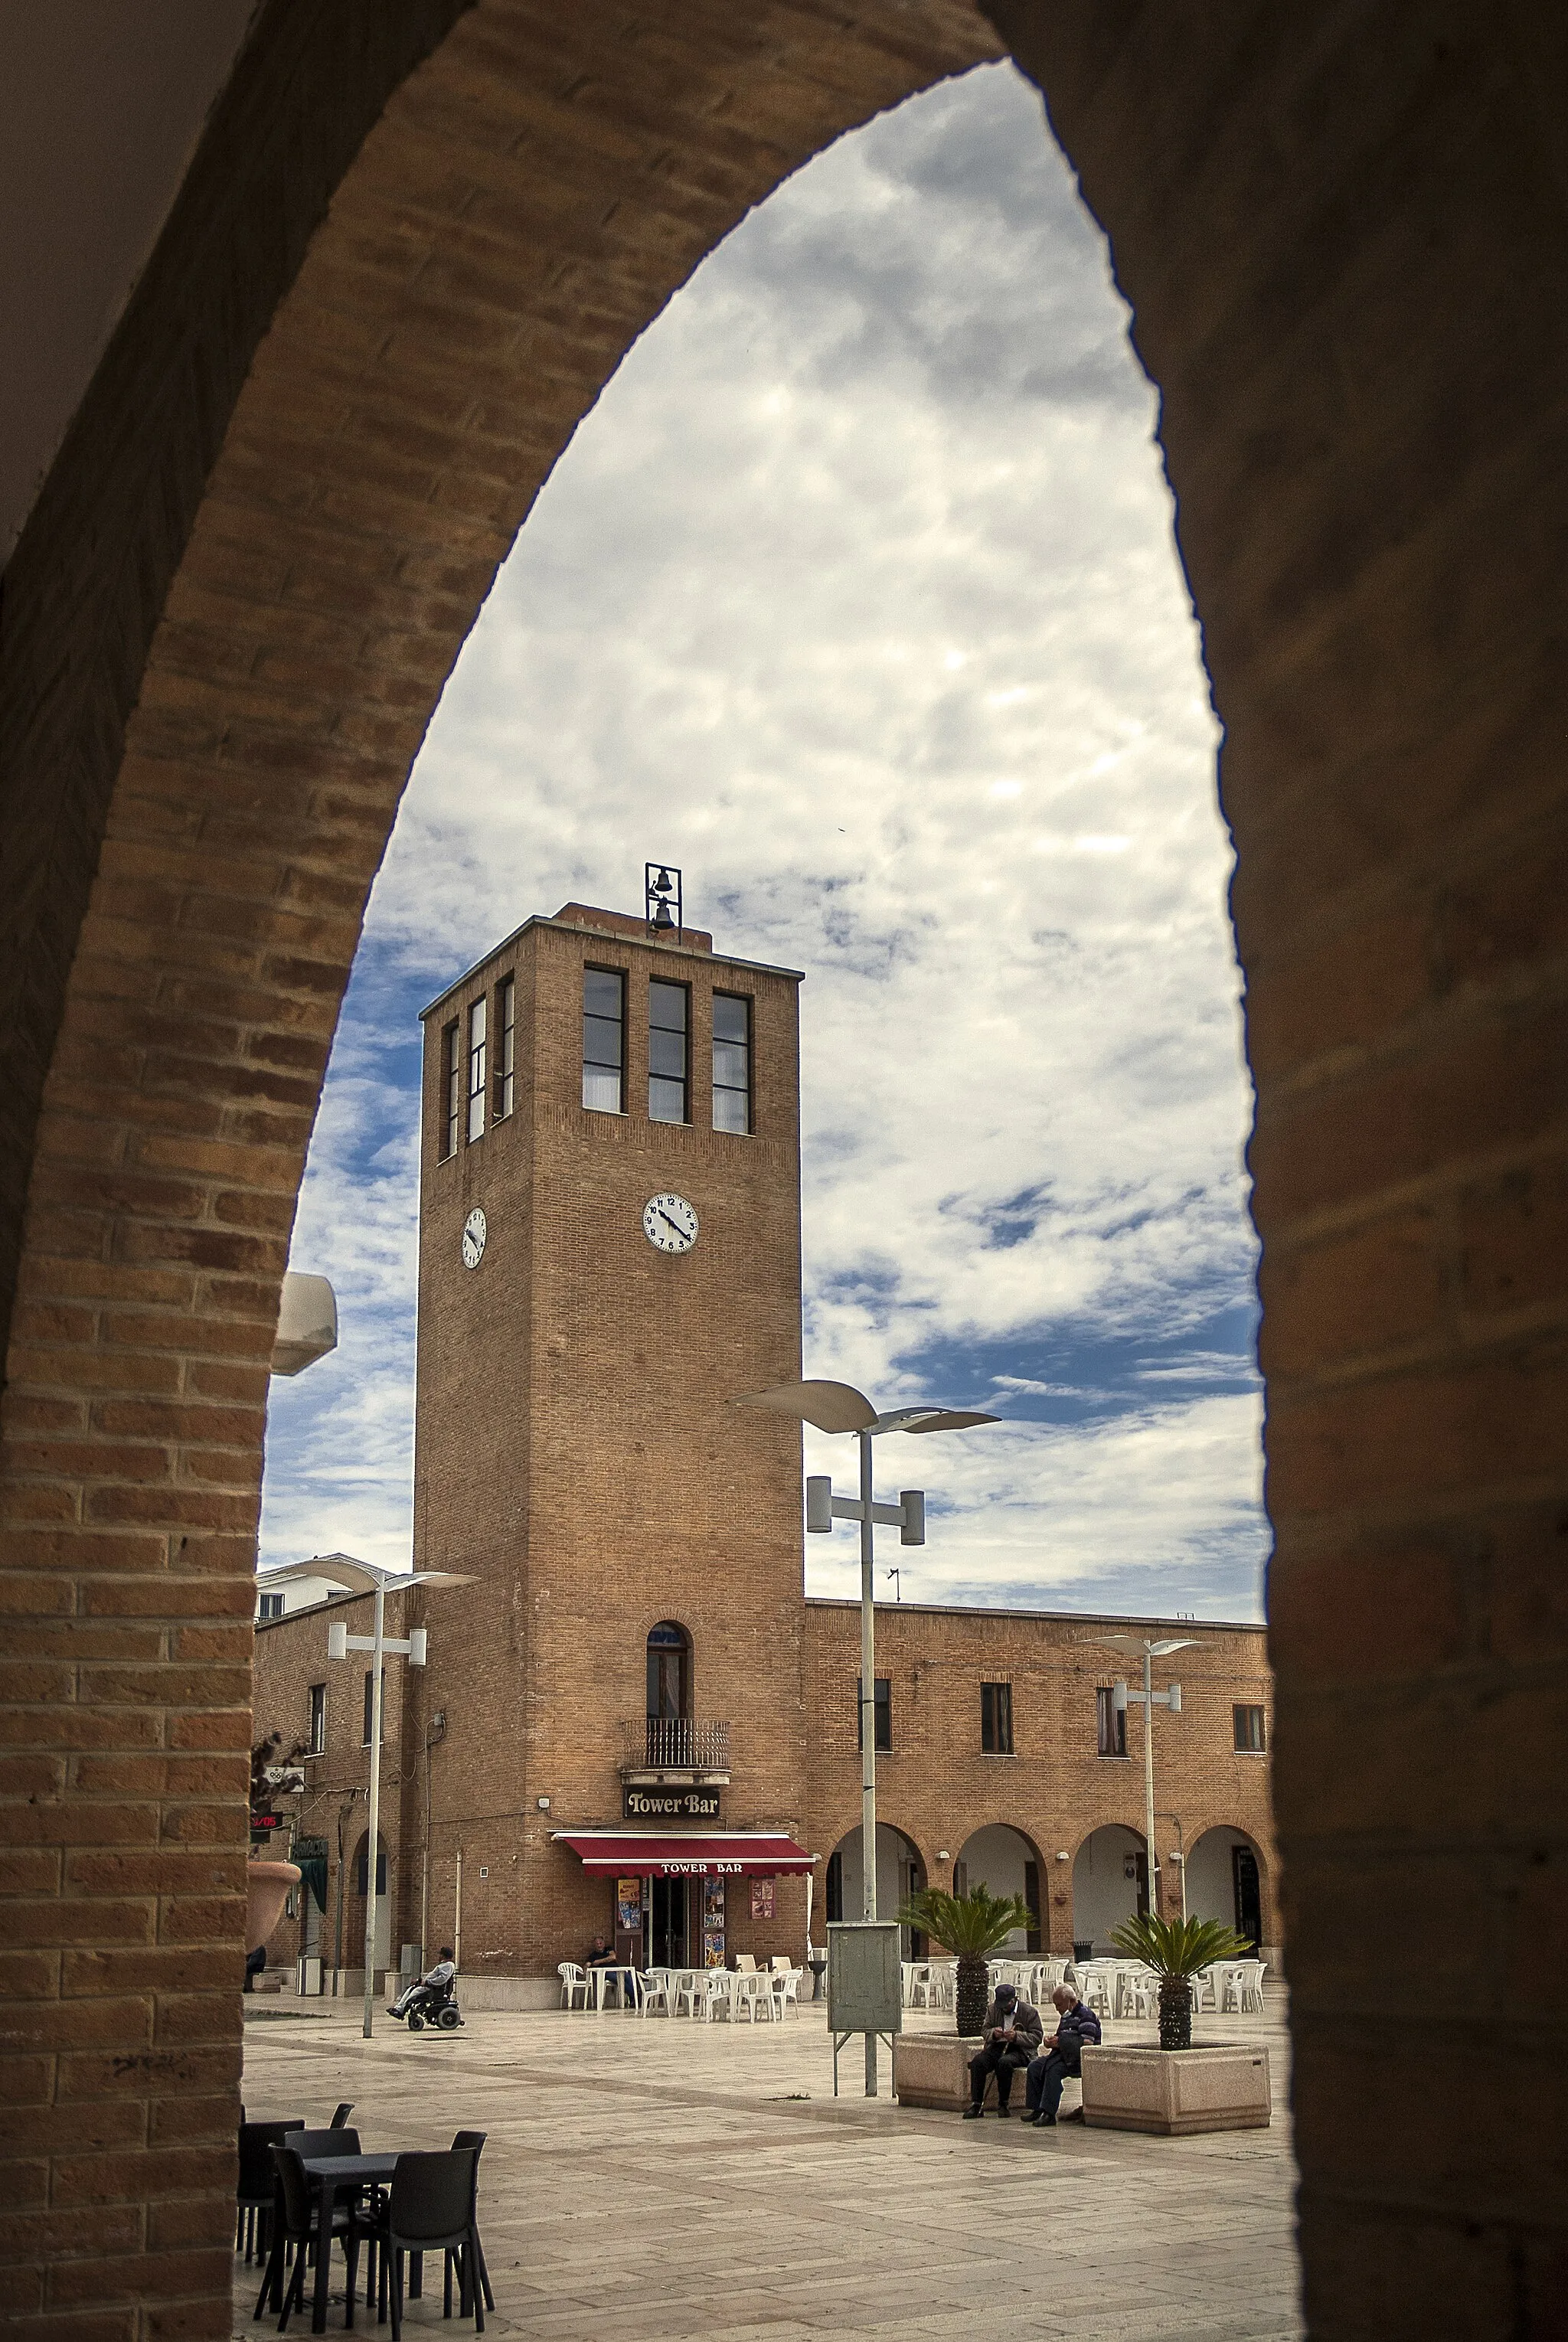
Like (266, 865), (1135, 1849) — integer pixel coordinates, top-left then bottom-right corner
(750, 1878), (776, 1922)
(616, 1877), (642, 1935)
(703, 1877), (725, 1965)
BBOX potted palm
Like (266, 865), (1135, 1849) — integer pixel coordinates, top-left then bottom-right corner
(897, 1884), (1031, 2034)
(1109, 1912), (1250, 2049)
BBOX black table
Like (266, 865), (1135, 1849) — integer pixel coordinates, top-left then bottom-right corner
(297, 2152), (400, 2334)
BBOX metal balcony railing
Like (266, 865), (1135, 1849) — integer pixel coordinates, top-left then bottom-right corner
(631, 1718), (730, 1771)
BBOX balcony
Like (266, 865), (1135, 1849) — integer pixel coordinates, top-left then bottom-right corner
(622, 1717), (730, 1786)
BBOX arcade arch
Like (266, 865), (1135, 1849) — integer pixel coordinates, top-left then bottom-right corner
(954, 1825), (1043, 1954)
(1184, 1827), (1267, 1954)
(825, 1822), (926, 1955)
(1071, 1824), (1148, 1955)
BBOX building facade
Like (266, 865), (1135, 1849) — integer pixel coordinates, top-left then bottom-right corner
(252, 901), (1277, 1998)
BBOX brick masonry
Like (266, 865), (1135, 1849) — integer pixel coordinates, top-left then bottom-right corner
(2, 2), (1566, 2336)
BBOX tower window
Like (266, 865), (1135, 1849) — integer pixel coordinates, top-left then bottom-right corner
(648, 981), (689, 1123)
(712, 993), (751, 1133)
(1097, 1685), (1127, 1757)
(442, 1021), (460, 1158)
(646, 1619), (691, 1720)
(494, 976), (514, 1121)
(981, 1681), (1014, 1754)
(856, 1677), (892, 1752)
(257, 1592), (283, 1622)
(466, 996), (487, 1144)
(583, 968), (625, 1112)
(308, 1684), (326, 1756)
(1234, 1703), (1267, 1753)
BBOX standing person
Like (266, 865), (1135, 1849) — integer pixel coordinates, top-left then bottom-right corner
(963, 1981), (1044, 2118)
(1024, 1985), (1102, 2127)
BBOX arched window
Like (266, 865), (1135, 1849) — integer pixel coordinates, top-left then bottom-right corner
(646, 1620), (691, 1720)
(352, 1836), (387, 1897)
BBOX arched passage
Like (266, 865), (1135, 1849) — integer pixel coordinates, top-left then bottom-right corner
(348, 1831), (393, 1972)
(955, 1824), (1042, 1954)
(1072, 1824), (1147, 1955)
(1185, 1827), (1267, 1955)
(826, 1821), (926, 1954)
(2, 5), (1566, 2335)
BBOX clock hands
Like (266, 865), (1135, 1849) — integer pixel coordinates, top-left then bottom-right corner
(657, 1208), (689, 1240)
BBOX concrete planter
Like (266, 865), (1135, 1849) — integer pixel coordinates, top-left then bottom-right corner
(892, 2034), (1054, 2113)
(1081, 2043), (1271, 2135)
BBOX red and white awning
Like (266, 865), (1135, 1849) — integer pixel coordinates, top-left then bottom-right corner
(554, 1831), (816, 1879)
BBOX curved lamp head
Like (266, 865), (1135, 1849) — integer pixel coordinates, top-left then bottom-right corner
(738, 1382), (998, 1436)
(263, 1554), (476, 1599)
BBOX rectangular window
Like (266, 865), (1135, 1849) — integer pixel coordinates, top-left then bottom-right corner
(466, 995), (487, 1143)
(308, 1684), (326, 1756)
(981, 1681), (1014, 1754)
(257, 1592), (283, 1622)
(1234, 1702), (1267, 1753)
(583, 968), (625, 1112)
(361, 1670), (385, 1746)
(494, 975), (514, 1121)
(1097, 1685), (1127, 1757)
(442, 1021), (460, 1158)
(856, 1676), (892, 1752)
(712, 992), (752, 1133)
(648, 980), (689, 1124)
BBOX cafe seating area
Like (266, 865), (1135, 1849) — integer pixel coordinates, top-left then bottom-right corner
(558, 1955), (805, 2020)
(900, 1953), (1268, 2020)
(236, 2100), (494, 2337)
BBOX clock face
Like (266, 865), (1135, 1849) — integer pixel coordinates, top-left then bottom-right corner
(461, 1207), (487, 1270)
(643, 1192), (699, 1254)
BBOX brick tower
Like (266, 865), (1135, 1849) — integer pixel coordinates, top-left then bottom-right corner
(410, 899), (808, 1978)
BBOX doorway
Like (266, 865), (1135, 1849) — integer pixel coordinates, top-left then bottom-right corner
(1233, 1844), (1262, 1951)
(649, 1877), (688, 1968)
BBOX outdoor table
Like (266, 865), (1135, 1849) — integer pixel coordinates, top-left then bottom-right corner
(297, 2150), (400, 2334)
(588, 1963), (635, 2010)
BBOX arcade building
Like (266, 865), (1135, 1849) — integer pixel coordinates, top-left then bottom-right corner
(252, 897), (1277, 2004)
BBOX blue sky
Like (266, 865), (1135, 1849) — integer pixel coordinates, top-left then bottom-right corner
(260, 63), (1266, 1621)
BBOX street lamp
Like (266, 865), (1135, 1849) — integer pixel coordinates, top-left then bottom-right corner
(1091, 1633), (1196, 1926)
(270, 1555), (472, 2037)
(739, 1378), (996, 2094)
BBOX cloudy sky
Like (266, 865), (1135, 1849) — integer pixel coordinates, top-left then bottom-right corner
(259, 62), (1266, 1621)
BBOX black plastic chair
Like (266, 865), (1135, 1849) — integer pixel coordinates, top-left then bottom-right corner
(237, 2120), (304, 2262)
(255, 2141), (362, 2333)
(360, 2148), (482, 2339)
(330, 2102), (355, 2129)
(407, 2131), (493, 2314)
(287, 2127), (362, 2157)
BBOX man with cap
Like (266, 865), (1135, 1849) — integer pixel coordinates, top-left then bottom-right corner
(963, 1981), (1044, 2118)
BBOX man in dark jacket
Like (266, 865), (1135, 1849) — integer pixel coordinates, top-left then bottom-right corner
(963, 1981), (1045, 2118)
(1025, 1984), (1102, 2125)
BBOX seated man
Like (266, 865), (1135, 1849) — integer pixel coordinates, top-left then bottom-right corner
(1024, 1984), (1102, 2126)
(390, 1945), (457, 2022)
(964, 1981), (1044, 2118)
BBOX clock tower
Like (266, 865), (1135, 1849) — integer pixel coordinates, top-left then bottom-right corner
(410, 898), (808, 1976)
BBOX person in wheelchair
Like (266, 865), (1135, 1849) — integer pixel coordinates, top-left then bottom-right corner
(389, 1946), (460, 2027)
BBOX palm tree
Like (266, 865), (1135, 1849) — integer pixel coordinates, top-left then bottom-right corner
(897, 1885), (1031, 2037)
(1109, 1912), (1253, 2049)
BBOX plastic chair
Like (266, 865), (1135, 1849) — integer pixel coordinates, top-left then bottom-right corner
(236, 2119), (303, 2262)
(631, 1968), (671, 2017)
(361, 2148), (484, 2340)
(733, 1952), (757, 1974)
(329, 2102), (354, 2129)
(557, 1961), (590, 2010)
(254, 2142), (361, 2331)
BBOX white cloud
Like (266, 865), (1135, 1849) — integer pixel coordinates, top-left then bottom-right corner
(259, 62), (1265, 1619)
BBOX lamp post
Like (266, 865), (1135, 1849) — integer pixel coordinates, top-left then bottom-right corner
(273, 1556), (472, 2037)
(1093, 1635), (1196, 1925)
(739, 1379), (996, 2094)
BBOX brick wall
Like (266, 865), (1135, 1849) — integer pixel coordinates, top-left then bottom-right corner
(5, 0), (1568, 2334)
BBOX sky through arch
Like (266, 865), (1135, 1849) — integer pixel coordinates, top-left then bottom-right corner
(259, 60), (1265, 1621)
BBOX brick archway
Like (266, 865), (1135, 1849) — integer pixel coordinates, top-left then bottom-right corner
(4, 4), (1566, 2334)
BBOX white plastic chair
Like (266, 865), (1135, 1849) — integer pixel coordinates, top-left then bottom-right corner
(1222, 1959), (1266, 2012)
(733, 1953), (757, 1974)
(558, 1962), (590, 2011)
(671, 1968), (703, 2018)
(1076, 1964), (1114, 2018)
(632, 1968), (671, 2018)
(768, 1966), (802, 2018)
(906, 1962), (934, 2010)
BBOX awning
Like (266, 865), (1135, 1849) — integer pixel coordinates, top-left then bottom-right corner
(554, 1831), (817, 1879)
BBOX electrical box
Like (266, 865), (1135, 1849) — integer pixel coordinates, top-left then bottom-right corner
(827, 1921), (903, 2037)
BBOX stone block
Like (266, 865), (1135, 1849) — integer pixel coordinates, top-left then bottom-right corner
(1081, 2043), (1271, 2135)
(891, 2034), (1070, 2114)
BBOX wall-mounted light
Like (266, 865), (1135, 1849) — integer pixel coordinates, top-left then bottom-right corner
(536, 1796), (550, 1811)
(1055, 1850), (1070, 1863)
(937, 1849), (950, 1863)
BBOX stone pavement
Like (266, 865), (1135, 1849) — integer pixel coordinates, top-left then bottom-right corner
(235, 1995), (1302, 2341)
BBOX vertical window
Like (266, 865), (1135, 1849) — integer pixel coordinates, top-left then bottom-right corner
(494, 976), (514, 1121)
(980, 1681), (1014, 1754)
(1233, 1703), (1267, 1753)
(308, 1684), (326, 1756)
(466, 996), (487, 1143)
(856, 1677), (892, 1752)
(257, 1592), (284, 1622)
(825, 1849), (843, 1925)
(583, 968), (625, 1112)
(442, 1021), (460, 1158)
(361, 1670), (385, 1746)
(712, 993), (752, 1133)
(648, 980), (689, 1123)
(1097, 1686), (1127, 1757)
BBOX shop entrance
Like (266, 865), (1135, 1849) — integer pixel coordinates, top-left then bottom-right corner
(649, 1877), (688, 1968)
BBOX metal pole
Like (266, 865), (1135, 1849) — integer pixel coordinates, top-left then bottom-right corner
(1142, 1645), (1159, 1921)
(454, 1845), (463, 1974)
(362, 1579), (386, 2039)
(859, 1426), (877, 2097)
